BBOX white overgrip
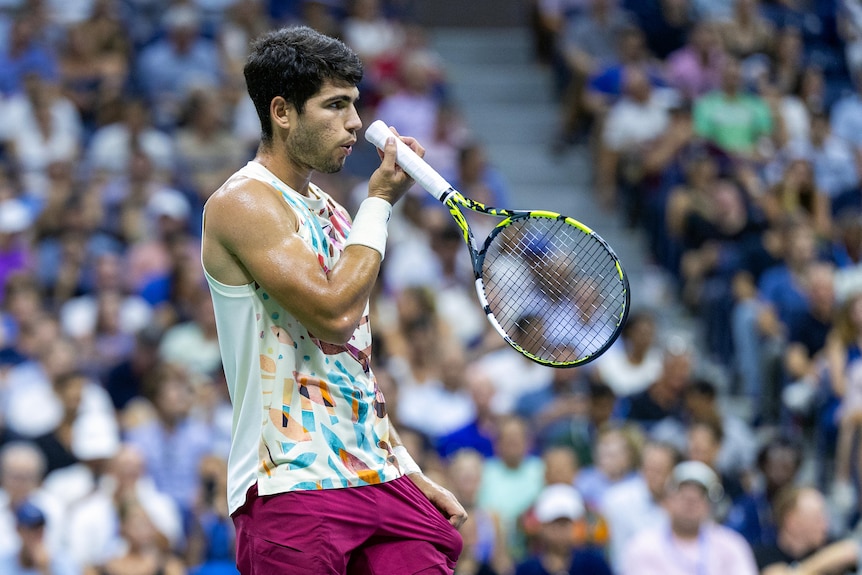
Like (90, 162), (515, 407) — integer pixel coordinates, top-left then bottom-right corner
(364, 120), (453, 202)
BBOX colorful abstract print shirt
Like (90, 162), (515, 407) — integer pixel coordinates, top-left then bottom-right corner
(217, 162), (401, 501)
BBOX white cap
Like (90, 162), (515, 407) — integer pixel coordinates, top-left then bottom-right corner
(163, 5), (201, 30)
(670, 460), (724, 502)
(72, 413), (121, 461)
(534, 483), (585, 523)
(147, 188), (191, 221)
(0, 198), (32, 234)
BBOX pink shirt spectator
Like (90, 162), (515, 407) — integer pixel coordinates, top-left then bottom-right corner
(665, 46), (725, 101)
(621, 522), (758, 575)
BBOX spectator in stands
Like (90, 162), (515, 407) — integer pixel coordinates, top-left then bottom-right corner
(759, 26), (808, 98)
(516, 362), (592, 452)
(592, 309), (663, 398)
(393, 339), (477, 444)
(374, 48), (446, 145)
(434, 363), (498, 460)
(4, 335), (115, 440)
(446, 449), (511, 575)
(0, 499), (80, 575)
(102, 324), (161, 412)
(0, 442), (66, 560)
(664, 144), (721, 267)
(575, 424), (641, 510)
(0, 199), (33, 302)
(620, 461), (759, 575)
(513, 484), (612, 575)
(0, 12), (58, 97)
(135, 4), (222, 130)
(175, 89), (248, 204)
(0, 70), (83, 196)
(34, 200), (116, 311)
(125, 361), (213, 515)
(693, 56), (774, 159)
(66, 444), (183, 568)
(85, 498), (187, 575)
(0, 273), (42, 368)
(685, 419), (747, 512)
(425, 218), (488, 349)
(126, 188), (197, 302)
(342, 0), (405, 100)
(780, 262), (836, 421)
(601, 440), (681, 570)
(665, 20), (727, 101)
(586, 25), (665, 109)
(652, 379), (757, 479)
(85, 97), (175, 179)
(752, 486), (853, 573)
(831, 64), (862, 140)
(477, 416), (545, 559)
(778, 111), (859, 204)
(185, 455), (236, 575)
(627, 0), (693, 61)
(824, 290), (862, 513)
(30, 371), (90, 476)
(217, 0), (272, 80)
(58, 251), (153, 375)
(726, 435), (804, 547)
(56, 1), (131, 134)
(553, 0), (636, 146)
(595, 65), (678, 210)
(718, 0), (775, 60)
(761, 158), (831, 238)
(158, 290), (222, 379)
(677, 176), (770, 360)
(732, 216), (826, 422)
(624, 338), (694, 430)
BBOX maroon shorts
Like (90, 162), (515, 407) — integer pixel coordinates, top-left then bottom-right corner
(232, 476), (463, 575)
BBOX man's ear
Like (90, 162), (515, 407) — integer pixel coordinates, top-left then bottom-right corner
(270, 96), (292, 132)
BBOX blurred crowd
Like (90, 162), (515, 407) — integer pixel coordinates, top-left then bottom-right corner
(1, 0), (862, 573)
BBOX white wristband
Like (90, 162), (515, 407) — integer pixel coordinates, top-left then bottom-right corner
(393, 445), (421, 476)
(345, 197), (392, 259)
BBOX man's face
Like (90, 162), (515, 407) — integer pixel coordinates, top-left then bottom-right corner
(286, 80), (361, 174)
(642, 446), (675, 499)
(666, 483), (711, 536)
(787, 490), (829, 552)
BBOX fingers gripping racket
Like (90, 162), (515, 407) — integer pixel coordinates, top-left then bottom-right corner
(365, 121), (630, 368)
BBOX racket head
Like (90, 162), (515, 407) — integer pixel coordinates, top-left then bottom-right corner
(476, 211), (630, 368)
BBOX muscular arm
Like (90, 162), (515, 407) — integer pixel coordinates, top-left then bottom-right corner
(203, 135), (413, 344)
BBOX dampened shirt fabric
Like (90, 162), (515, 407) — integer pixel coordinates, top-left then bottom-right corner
(204, 161), (400, 514)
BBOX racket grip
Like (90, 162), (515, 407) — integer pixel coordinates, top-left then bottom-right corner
(364, 120), (453, 202)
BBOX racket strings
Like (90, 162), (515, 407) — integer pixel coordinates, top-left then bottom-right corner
(482, 217), (627, 365)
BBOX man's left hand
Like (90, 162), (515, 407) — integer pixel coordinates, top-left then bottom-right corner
(408, 472), (468, 529)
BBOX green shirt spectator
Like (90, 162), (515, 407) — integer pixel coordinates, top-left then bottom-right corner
(693, 57), (773, 155)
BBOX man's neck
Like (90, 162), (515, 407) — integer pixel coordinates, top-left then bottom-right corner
(671, 524), (702, 542)
(255, 150), (311, 196)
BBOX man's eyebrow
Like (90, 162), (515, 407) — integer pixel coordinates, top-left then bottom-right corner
(323, 94), (359, 105)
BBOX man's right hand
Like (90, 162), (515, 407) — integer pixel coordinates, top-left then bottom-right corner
(367, 126), (424, 205)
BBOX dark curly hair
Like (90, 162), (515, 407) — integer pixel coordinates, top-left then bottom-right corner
(244, 26), (363, 145)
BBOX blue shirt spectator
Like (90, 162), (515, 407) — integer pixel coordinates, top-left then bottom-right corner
(135, 5), (222, 129)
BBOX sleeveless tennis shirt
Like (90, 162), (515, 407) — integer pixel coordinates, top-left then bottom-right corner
(203, 161), (401, 514)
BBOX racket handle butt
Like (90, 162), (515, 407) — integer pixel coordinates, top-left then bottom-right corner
(364, 120), (452, 201)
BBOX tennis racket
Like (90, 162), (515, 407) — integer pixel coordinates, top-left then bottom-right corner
(365, 120), (630, 368)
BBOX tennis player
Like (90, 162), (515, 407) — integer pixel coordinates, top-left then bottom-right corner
(201, 26), (465, 574)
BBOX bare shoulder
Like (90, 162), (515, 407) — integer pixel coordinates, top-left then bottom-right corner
(202, 173), (298, 285)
